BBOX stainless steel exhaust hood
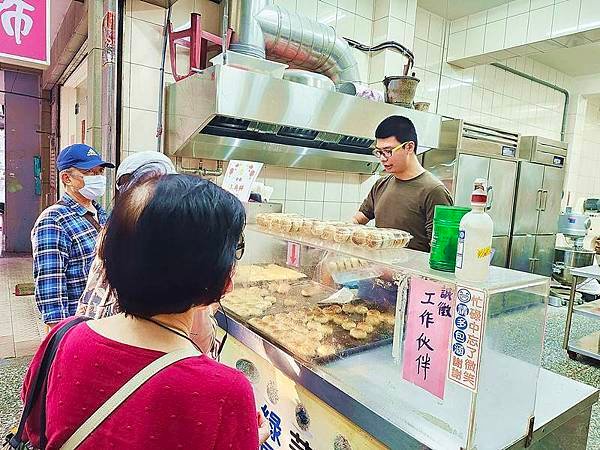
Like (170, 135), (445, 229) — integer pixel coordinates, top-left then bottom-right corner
(165, 64), (442, 174)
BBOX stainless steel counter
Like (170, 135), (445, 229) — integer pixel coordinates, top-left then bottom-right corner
(217, 313), (598, 450)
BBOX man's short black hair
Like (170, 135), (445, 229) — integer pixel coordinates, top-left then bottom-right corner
(101, 174), (246, 317)
(375, 115), (418, 150)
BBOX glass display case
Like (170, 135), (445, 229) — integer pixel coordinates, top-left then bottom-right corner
(220, 222), (554, 449)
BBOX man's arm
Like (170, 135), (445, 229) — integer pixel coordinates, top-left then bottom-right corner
(32, 216), (71, 326)
(424, 185), (454, 242)
(352, 212), (370, 225)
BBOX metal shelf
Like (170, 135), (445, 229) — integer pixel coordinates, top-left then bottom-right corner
(140, 0), (181, 7)
(568, 331), (600, 361)
(573, 299), (600, 320)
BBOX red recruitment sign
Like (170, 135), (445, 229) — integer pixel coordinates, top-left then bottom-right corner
(0, 0), (50, 67)
(402, 277), (454, 399)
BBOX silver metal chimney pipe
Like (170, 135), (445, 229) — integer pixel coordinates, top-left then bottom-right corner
(229, 0), (360, 84)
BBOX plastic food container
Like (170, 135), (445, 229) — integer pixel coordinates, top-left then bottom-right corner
(351, 227), (369, 246)
(300, 218), (318, 236)
(332, 225), (355, 243)
(311, 220), (328, 237)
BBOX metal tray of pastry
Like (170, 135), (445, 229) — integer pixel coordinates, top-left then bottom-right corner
(233, 263), (307, 286)
(246, 300), (395, 364)
(220, 280), (335, 322)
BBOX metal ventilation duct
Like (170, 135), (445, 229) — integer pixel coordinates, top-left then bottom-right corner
(229, 0), (360, 84)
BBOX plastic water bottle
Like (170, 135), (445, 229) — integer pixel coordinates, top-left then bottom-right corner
(455, 178), (494, 282)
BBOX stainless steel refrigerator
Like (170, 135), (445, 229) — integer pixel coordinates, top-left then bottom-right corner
(422, 119), (520, 267)
(508, 136), (567, 276)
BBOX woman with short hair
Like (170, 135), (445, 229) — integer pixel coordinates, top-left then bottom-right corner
(21, 174), (267, 449)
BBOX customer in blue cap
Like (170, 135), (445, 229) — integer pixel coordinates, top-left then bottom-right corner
(31, 144), (114, 330)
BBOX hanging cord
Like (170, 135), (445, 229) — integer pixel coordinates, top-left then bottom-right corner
(344, 38), (415, 76)
(156, 1), (173, 151)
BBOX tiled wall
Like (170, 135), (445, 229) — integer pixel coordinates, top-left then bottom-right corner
(570, 99), (600, 203)
(413, 6), (570, 140)
(447, 0), (600, 68)
(122, 0), (596, 220)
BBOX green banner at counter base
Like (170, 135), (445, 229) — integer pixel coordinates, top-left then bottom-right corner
(447, 286), (487, 393)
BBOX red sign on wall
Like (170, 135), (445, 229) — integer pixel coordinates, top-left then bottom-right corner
(0, 0), (50, 66)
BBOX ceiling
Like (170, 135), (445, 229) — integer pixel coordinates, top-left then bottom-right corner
(529, 42), (600, 77)
(417, 0), (509, 20)
(51, 0), (73, 46)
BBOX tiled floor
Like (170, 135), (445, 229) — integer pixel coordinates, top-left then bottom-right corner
(0, 255), (44, 359)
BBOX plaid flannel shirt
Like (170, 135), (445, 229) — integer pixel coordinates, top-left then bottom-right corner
(31, 194), (107, 323)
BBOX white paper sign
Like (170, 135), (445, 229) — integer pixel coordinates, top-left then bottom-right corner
(221, 160), (263, 202)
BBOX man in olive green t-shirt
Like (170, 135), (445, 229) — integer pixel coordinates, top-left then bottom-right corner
(353, 116), (453, 253)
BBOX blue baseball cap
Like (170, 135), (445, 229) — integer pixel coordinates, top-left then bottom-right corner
(56, 144), (115, 172)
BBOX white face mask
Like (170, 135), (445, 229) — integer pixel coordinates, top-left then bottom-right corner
(79, 175), (107, 200)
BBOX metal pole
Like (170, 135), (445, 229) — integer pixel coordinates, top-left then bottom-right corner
(101, 0), (118, 208)
(491, 62), (569, 142)
(563, 276), (578, 350)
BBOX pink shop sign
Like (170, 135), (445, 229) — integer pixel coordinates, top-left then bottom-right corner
(0, 0), (50, 66)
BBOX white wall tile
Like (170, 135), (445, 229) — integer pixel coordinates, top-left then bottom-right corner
(297, 0), (319, 19)
(306, 171), (326, 201)
(450, 17), (468, 34)
(487, 4), (508, 23)
(130, 0), (165, 25)
(322, 202), (342, 220)
(356, 0), (375, 19)
(324, 172), (343, 202)
(405, 24), (415, 47)
(129, 108), (159, 152)
(413, 38), (427, 68)
(468, 11), (487, 28)
(465, 25), (485, 57)
(447, 30), (466, 60)
(426, 42), (442, 72)
(415, 7), (429, 40)
(342, 173), (361, 202)
(508, 0), (531, 16)
(339, 0), (357, 13)
(374, 0), (391, 19)
(428, 14), (444, 45)
(317, 1), (338, 26)
(406, 0), (417, 25)
(484, 20), (506, 53)
(531, 0), (553, 10)
(372, 17), (389, 44)
(505, 13), (529, 47)
(369, 51), (386, 82)
(286, 169), (307, 201)
(305, 201), (324, 219)
(340, 203), (359, 221)
(275, 0), (297, 11)
(527, 5), (554, 42)
(129, 64), (161, 111)
(388, 17), (406, 43)
(130, 19), (164, 69)
(285, 200), (306, 215)
(390, 0), (407, 20)
(337, 10), (357, 38)
(264, 167), (287, 200)
(355, 15), (373, 44)
(578, 0), (600, 31)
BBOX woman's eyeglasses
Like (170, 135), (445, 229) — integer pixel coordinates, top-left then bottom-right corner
(235, 233), (245, 260)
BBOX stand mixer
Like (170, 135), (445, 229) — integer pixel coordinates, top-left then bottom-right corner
(553, 207), (594, 286)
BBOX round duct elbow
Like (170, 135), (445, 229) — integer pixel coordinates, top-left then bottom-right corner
(256, 5), (360, 84)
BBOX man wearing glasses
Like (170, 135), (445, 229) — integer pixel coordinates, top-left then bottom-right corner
(353, 115), (452, 252)
(31, 144), (114, 329)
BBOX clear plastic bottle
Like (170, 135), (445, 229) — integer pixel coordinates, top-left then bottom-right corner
(455, 178), (494, 282)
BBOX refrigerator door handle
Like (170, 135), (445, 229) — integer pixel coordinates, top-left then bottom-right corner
(486, 185), (494, 211)
(536, 189), (543, 211)
(528, 257), (539, 273)
(541, 189), (549, 211)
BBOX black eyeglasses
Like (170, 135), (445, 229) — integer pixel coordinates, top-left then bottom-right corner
(235, 233), (245, 260)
